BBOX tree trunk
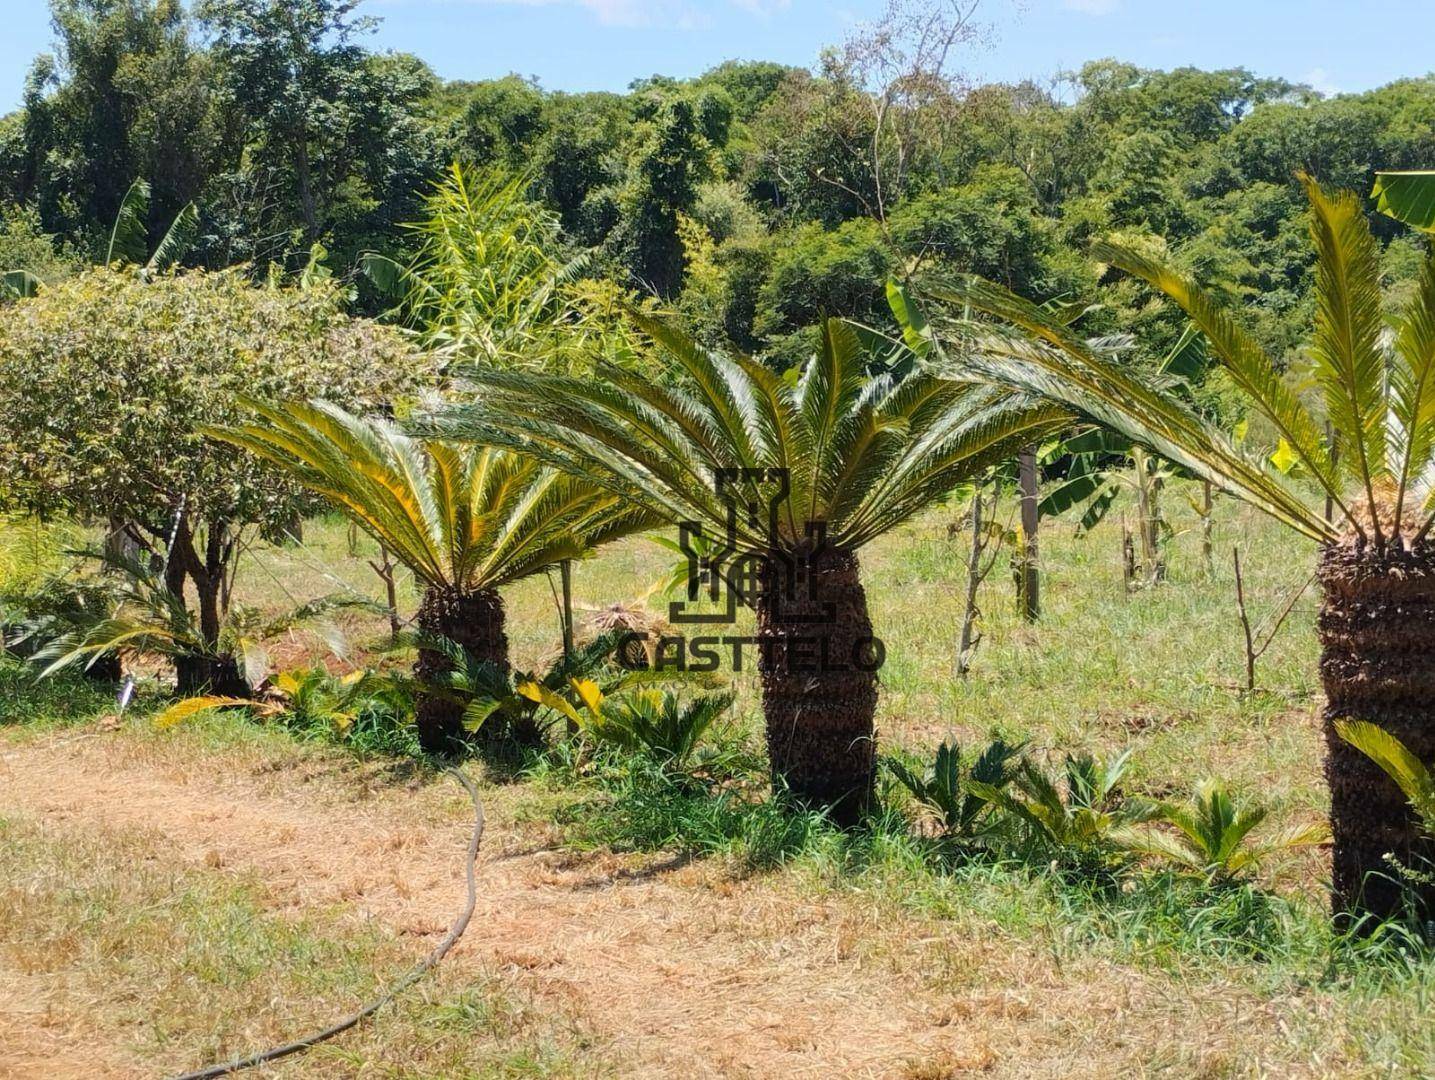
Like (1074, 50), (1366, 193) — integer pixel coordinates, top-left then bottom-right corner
(103, 517), (142, 566)
(560, 559), (575, 662)
(1201, 480), (1215, 577)
(174, 653), (249, 698)
(1132, 448), (1165, 586)
(414, 585), (510, 755)
(295, 137), (318, 239)
(84, 652), (124, 685)
(956, 487), (987, 678)
(754, 544), (880, 826)
(1319, 541), (1435, 926)
(1017, 446), (1040, 620)
(366, 545), (402, 645)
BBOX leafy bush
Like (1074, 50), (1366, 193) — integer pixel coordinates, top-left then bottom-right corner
(0, 270), (424, 677)
(754, 217), (892, 337)
(153, 665), (420, 758)
(0, 206), (75, 295)
(432, 631), (641, 747)
(271, 667), (419, 757)
(0, 269), (422, 528)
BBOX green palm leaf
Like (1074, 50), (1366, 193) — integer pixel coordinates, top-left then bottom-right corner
(926, 275), (1334, 542)
(208, 400), (660, 592)
(1336, 720), (1435, 829)
(429, 313), (1063, 556)
(1302, 176), (1388, 539)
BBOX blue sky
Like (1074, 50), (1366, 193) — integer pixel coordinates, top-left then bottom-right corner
(4, 0), (1435, 114)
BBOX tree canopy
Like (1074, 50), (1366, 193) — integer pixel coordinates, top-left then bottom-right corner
(5, 1), (1435, 372)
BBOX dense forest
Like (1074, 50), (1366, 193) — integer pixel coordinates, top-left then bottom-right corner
(4, 0), (1434, 372)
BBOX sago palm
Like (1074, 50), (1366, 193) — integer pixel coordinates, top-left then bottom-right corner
(1119, 778), (1327, 884)
(209, 400), (658, 752)
(425, 313), (1067, 821)
(930, 175), (1435, 924)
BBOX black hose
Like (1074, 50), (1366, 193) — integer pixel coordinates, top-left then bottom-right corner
(170, 767), (484, 1080)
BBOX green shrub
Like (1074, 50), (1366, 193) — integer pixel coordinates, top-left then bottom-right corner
(970, 749), (1155, 876)
(0, 268), (424, 677)
(573, 687), (736, 773)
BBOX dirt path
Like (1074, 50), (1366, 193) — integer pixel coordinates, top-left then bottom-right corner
(0, 731), (1289, 1078)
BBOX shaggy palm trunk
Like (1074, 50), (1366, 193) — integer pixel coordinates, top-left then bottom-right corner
(84, 652), (124, 684)
(414, 585), (509, 755)
(1320, 540), (1435, 925)
(754, 544), (879, 826)
(174, 653), (248, 698)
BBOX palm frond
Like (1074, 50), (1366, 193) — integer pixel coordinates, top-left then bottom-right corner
(431, 313), (1063, 556)
(1302, 176), (1388, 540)
(1336, 720), (1435, 829)
(210, 400), (659, 592)
(1392, 252), (1435, 530)
(928, 275), (1336, 543)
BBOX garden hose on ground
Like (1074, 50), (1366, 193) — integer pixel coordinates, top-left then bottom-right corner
(170, 767), (484, 1080)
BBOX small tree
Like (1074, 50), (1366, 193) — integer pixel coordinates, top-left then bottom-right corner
(0, 268), (423, 690)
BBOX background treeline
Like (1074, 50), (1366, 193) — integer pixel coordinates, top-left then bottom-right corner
(5, 0), (1435, 370)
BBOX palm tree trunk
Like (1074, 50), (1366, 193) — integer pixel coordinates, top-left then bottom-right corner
(189, 570), (246, 697)
(175, 654), (249, 698)
(1320, 541), (1435, 925)
(414, 584), (509, 755)
(754, 544), (879, 826)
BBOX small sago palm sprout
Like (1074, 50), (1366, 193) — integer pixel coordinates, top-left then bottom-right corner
(424, 313), (1066, 822)
(208, 400), (659, 753)
(932, 175), (1435, 925)
(1119, 778), (1327, 884)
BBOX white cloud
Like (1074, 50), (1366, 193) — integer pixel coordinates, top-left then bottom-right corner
(728, 0), (791, 15)
(1302, 67), (1341, 98)
(375, 0), (754, 28)
(1061, 0), (1119, 14)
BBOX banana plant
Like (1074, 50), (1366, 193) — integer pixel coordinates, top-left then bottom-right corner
(4, 179), (196, 300)
(1373, 171), (1435, 232)
(884, 737), (1026, 839)
(1, 269), (41, 300)
(1118, 778), (1327, 884)
(1037, 324), (1208, 586)
(105, 178), (198, 276)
